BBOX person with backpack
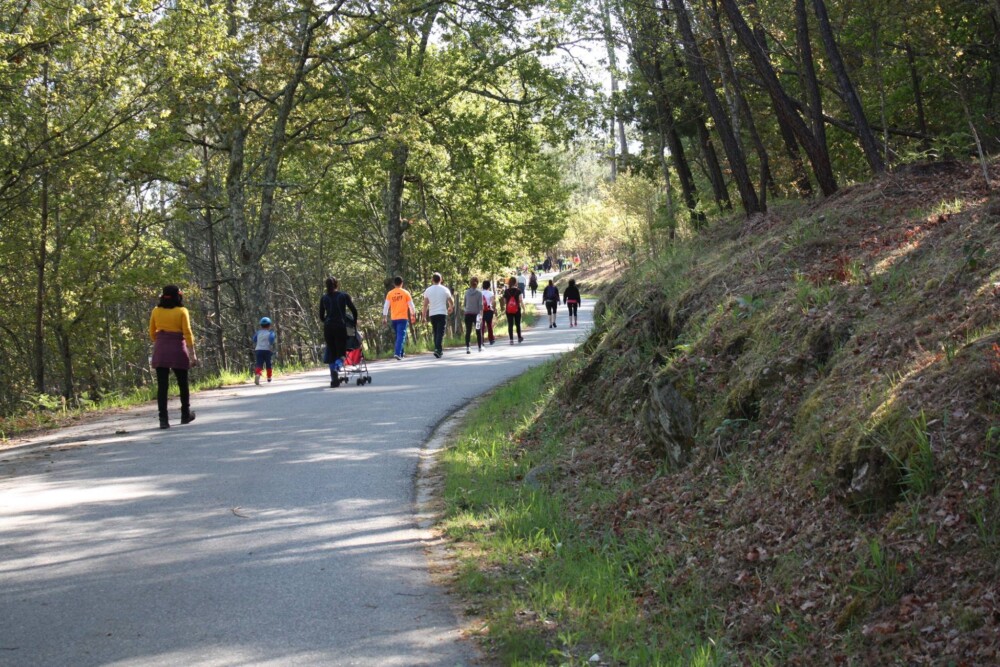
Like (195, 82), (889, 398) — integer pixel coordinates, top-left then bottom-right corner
(462, 276), (484, 354)
(320, 276), (358, 387)
(542, 279), (560, 328)
(563, 278), (582, 327)
(422, 272), (454, 358)
(528, 271), (538, 298)
(503, 276), (524, 345)
(481, 279), (497, 345)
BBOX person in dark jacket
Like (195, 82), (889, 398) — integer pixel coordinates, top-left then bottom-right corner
(542, 279), (560, 328)
(149, 285), (197, 429)
(528, 271), (538, 298)
(563, 279), (581, 327)
(320, 276), (358, 387)
(503, 277), (524, 344)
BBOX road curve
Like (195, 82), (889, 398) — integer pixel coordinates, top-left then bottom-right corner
(0, 288), (593, 667)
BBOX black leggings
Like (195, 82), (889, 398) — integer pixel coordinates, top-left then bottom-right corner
(567, 302), (579, 318)
(156, 367), (189, 416)
(464, 313), (483, 348)
(324, 321), (347, 361)
(507, 312), (522, 340)
(545, 300), (557, 315)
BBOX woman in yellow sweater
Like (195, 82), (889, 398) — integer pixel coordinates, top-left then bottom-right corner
(149, 285), (198, 429)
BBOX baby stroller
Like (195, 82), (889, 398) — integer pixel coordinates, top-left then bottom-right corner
(339, 330), (372, 386)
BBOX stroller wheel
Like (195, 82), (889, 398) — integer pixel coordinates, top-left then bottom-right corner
(356, 378), (363, 386)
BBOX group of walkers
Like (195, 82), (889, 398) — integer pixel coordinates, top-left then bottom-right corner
(147, 271), (583, 425)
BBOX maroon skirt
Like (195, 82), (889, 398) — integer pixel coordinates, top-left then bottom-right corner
(152, 331), (191, 370)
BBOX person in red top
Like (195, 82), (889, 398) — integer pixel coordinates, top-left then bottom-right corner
(382, 276), (416, 360)
(481, 280), (497, 345)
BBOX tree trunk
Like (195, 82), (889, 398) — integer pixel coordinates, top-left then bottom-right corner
(601, 0), (629, 163)
(706, 0), (773, 204)
(719, 0), (838, 196)
(812, 0), (885, 173)
(695, 117), (733, 212)
(667, 0), (762, 215)
(904, 42), (931, 152)
(795, 0), (828, 154)
(384, 142), (411, 284)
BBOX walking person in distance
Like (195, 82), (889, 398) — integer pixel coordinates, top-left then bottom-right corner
(382, 276), (416, 360)
(252, 317), (276, 384)
(320, 276), (358, 387)
(563, 278), (582, 327)
(528, 271), (538, 298)
(149, 284), (197, 429)
(422, 272), (454, 358)
(463, 276), (484, 354)
(481, 279), (497, 345)
(503, 277), (524, 345)
(542, 278), (560, 328)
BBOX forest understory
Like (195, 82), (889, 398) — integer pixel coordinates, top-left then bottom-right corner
(446, 159), (1000, 665)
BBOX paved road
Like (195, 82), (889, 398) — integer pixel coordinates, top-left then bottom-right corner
(0, 286), (592, 667)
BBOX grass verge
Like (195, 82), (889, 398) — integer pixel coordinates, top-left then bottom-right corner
(439, 362), (726, 666)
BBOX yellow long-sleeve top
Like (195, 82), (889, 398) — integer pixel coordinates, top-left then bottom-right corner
(149, 306), (195, 350)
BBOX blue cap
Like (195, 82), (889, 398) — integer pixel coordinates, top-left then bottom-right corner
(260, 317), (272, 326)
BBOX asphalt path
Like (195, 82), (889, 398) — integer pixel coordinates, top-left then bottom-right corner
(0, 284), (592, 667)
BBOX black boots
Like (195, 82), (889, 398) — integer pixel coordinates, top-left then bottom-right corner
(181, 409), (195, 425)
(159, 413), (170, 429)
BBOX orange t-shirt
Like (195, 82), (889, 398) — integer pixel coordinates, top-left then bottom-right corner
(383, 287), (415, 321)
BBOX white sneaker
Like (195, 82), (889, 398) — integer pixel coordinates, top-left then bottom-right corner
(254, 375), (260, 385)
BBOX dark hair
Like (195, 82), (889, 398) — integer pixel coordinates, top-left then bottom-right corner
(482, 280), (491, 290)
(432, 272), (442, 284)
(507, 276), (517, 287)
(393, 276), (403, 287)
(325, 276), (338, 295)
(157, 284), (182, 309)
(568, 278), (577, 287)
(548, 279), (554, 286)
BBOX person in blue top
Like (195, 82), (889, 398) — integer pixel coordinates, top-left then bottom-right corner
(252, 317), (276, 385)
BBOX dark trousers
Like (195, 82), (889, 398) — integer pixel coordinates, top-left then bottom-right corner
(545, 301), (557, 315)
(156, 367), (190, 417)
(464, 313), (482, 349)
(507, 313), (522, 340)
(483, 311), (495, 343)
(430, 314), (447, 353)
(567, 302), (579, 318)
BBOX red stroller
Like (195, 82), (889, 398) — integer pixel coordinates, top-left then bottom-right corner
(338, 331), (372, 386)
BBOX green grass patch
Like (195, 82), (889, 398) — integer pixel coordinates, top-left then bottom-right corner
(440, 363), (728, 665)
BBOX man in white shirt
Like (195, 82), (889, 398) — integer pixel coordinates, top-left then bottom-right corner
(422, 272), (455, 358)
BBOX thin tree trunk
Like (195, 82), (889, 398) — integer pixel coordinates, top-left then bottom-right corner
(796, 0), (827, 153)
(812, 0), (885, 173)
(904, 42), (931, 152)
(696, 117), (733, 212)
(666, 0), (762, 214)
(747, 0), (812, 196)
(719, 0), (838, 196)
(601, 0), (629, 162)
(33, 57), (50, 394)
(707, 0), (773, 204)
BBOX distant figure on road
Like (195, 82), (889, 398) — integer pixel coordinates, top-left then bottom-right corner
(503, 277), (524, 345)
(528, 271), (538, 298)
(543, 256), (552, 272)
(422, 272), (454, 358)
(463, 276), (484, 354)
(542, 279), (560, 328)
(382, 276), (416, 360)
(563, 279), (581, 327)
(516, 272), (527, 297)
(320, 276), (358, 388)
(481, 279), (497, 346)
(149, 284), (197, 429)
(252, 317), (276, 384)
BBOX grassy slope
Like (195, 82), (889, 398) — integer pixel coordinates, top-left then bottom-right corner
(442, 161), (1000, 665)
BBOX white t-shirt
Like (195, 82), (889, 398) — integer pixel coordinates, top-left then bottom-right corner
(424, 283), (452, 316)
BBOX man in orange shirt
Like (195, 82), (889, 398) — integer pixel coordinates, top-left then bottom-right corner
(382, 276), (416, 360)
